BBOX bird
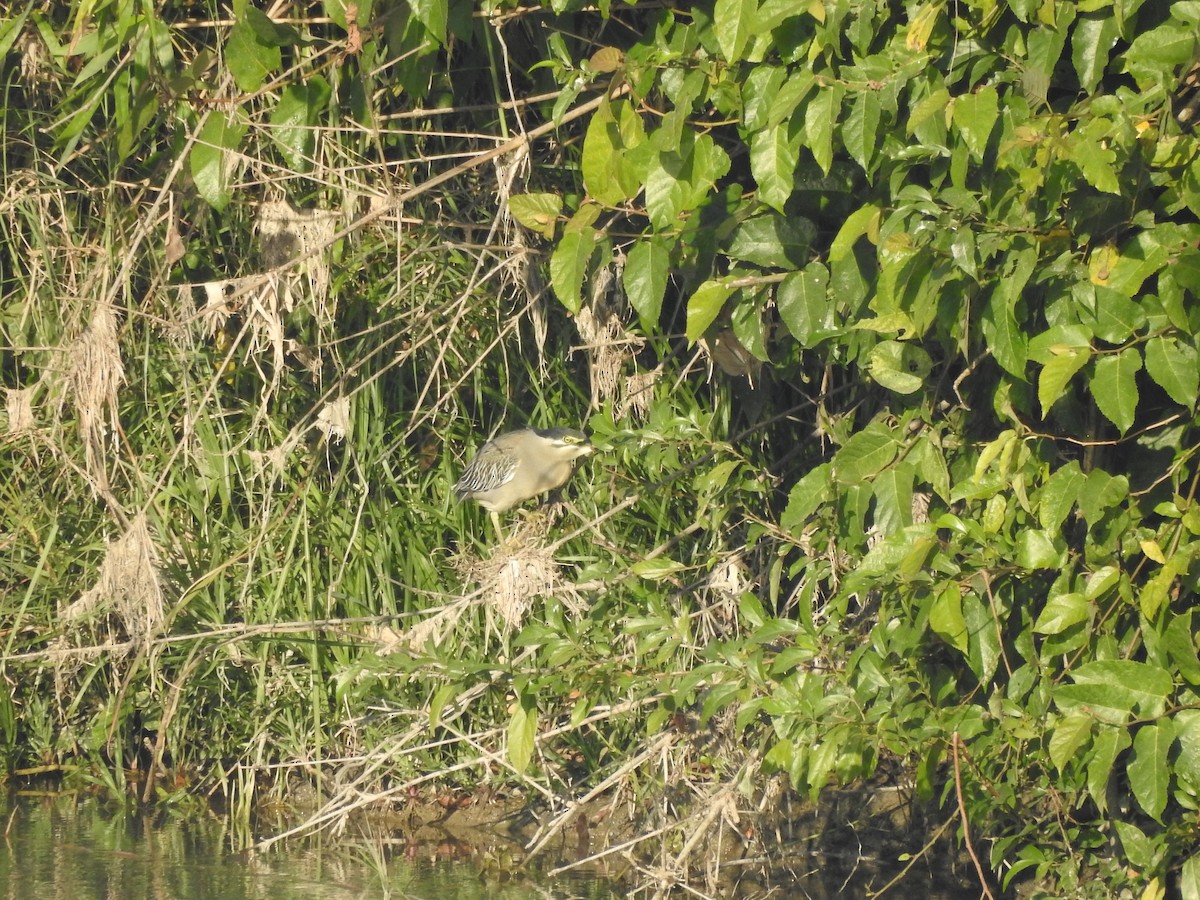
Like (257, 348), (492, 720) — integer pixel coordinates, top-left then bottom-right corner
(454, 426), (594, 538)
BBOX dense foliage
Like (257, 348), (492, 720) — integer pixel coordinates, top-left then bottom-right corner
(3, 0), (1200, 895)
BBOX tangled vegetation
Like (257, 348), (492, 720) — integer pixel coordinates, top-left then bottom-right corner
(2, 0), (1200, 896)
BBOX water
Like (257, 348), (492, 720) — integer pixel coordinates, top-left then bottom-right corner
(0, 792), (972, 898)
(0, 793), (621, 899)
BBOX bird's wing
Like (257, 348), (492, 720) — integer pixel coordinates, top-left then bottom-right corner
(454, 443), (519, 496)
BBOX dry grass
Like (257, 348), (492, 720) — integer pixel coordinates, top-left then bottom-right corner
(0, 9), (811, 898)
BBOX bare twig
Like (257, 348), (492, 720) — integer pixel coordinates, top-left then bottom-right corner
(953, 732), (996, 900)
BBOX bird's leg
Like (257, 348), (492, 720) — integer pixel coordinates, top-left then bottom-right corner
(543, 489), (568, 524)
(489, 510), (506, 542)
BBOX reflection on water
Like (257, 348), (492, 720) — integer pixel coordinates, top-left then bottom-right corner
(0, 792), (972, 898)
(0, 794), (621, 900)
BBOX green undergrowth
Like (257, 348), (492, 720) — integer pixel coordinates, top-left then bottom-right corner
(3, 0), (1200, 896)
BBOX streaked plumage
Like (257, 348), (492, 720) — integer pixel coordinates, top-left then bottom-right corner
(454, 427), (593, 534)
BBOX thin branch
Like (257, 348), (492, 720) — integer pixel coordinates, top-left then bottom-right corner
(953, 732), (996, 900)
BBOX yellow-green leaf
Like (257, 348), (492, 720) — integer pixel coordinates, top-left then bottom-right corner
(1144, 335), (1199, 407)
(685, 279), (734, 344)
(1090, 348), (1141, 434)
(550, 226), (598, 314)
(624, 237), (670, 331)
(508, 193), (563, 240)
(951, 86), (998, 161)
(1038, 347), (1091, 417)
(507, 699), (537, 774)
(930, 584), (968, 653)
(829, 203), (881, 262)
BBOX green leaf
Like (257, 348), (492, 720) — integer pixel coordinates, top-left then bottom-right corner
(843, 90), (881, 173)
(1033, 591), (1087, 634)
(241, 5), (302, 46)
(550, 226), (598, 314)
(907, 87), (950, 138)
(757, 0), (804, 37)
(429, 683), (458, 726)
(1113, 820), (1157, 870)
(930, 583), (968, 653)
(714, 0), (756, 62)
(506, 696), (537, 774)
(1028, 324), (1093, 363)
(1077, 469), (1128, 523)
(1054, 682), (1136, 725)
(631, 557), (688, 581)
(269, 78), (330, 172)
(410, 0), (448, 46)
(846, 525), (937, 583)
(1177, 709), (1200, 790)
(191, 112), (248, 211)
(804, 84), (844, 174)
(911, 433), (951, 501)
(764, 738), (797, 778)
(829, 203), (880, 263)
(1083, 565), (1120, 600)
(777, 263), (833, 345)
(1170, 248), (1200, 294)
(1087, 724), (1131, 814)
(951, 86), (998, 160)
(982, 289), (1028, 379)
(948, 227), (977, 280)
(508, 193), (563, 240)
(1090, 348), (1141, 434)
(1097, 231), (1169, 297)
(964, 587), (1001, 684)
(781, 463), (832, 534)
(970, 428), (1017, 483)
(871, 462), (915, 537)
(743, 65), (787, 132)
(1017, 530), (1062, 571)
(767, 71), (818, 129)
(1165, 611), (1200, 685)
(623, 237), (671, 331)
(731, 293), (769, 362)
(1072, 13), (1120, 94)
(1077, 283), (1145, 343)
(0, 8), (32, 63)
(1023, 18), (1071, 106)
(727, 214), (813, 268)
(685, 278), (734, 344)
(1182, 851), (1200, 900)
(750, 120), (802, 212)
(582, 99), (645, 205)
(226, 18), (281, 93)
(833, 425), (900, 484)
(1070, 119), (1120, 195)
(1049, 712), (1094, 772)
(1124, 19), (1200, 85)
(1139, 549), (1193, 620)
(582, 103), (623, 206)
(868, 340), (932, 394)
(981, 494), (1006, 533)
(1128, 720), (1175, 821)
(1144, 335), (1199, 407)
(645, 132), (732, 230)
(1060, 657), (1171, 724)
(807, 724), (846, 798)
(1038, 347), (1092, 417)
(1039, 461), (1085, 530)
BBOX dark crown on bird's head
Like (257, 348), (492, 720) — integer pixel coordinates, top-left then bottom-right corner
(532, 426), (591, 449)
